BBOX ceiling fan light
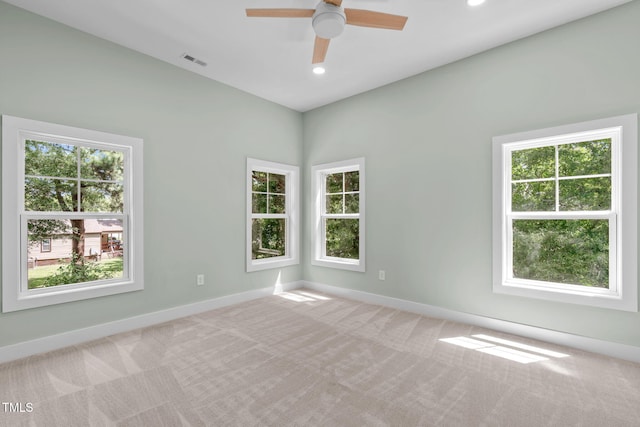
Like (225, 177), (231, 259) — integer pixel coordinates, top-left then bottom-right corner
(312, 66), (326, 75)
(312, 2), (346, 39)
(467, 0), (486, 6)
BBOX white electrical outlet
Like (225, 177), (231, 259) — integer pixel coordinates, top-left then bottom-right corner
(378, 270), (385, 281)
(196, 274), (205, 286)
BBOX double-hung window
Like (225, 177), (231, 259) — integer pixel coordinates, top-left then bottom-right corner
(312, 158), (365, 272)
(2, 116), (144, 312)
(246, 158), (299, 272)
(493, 114), (637, 311)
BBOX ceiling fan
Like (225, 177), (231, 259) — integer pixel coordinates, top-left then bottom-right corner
(246, 0), (408, 65)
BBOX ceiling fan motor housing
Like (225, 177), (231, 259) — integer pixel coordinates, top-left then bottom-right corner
(312, 1), (346, 39)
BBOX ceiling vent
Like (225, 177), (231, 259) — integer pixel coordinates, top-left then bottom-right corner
(181, 53), (207, 67)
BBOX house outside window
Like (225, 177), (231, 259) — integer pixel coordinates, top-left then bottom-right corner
(492, 114), (637, 311)
(246, 158), (299, 272)
(2, 115), (144, 312)
(311, 158), (365, 272)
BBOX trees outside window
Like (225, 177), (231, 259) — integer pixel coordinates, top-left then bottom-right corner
(246, 158), (299, 272)
(493, 114), (637, 311)
(25, 140), (125, 288)
(2, 116), (143, 312)
(311, 158), (365, 272)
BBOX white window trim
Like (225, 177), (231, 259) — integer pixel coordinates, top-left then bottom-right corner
(246, 158), (299, 272)
(311, 158), (365, 272)
(2, 115), (144, 312)
(492, 114), (637, 311)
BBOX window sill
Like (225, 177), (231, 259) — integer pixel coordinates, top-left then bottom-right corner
(493, 280), (637, 312)
(312, 257), (365, 272)
(247, 256), (298, 272)
(3, 279), (144, 313)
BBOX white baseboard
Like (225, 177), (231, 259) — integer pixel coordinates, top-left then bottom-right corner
(0, 281), (302, 364)
(301, 280), (640, 364)
(2, 279), (638, 365)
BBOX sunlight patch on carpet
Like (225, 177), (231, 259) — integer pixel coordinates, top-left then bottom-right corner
(440, 334), (569, 364)
(277, 291), (332, 302)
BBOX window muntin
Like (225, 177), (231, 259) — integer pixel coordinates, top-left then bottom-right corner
(2, 115), (143, 312)
(493, 114), (637, 311)
(312, 158), (365, 271)
(246, 158), (299, 272)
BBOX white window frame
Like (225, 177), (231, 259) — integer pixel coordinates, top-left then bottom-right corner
(492, 114), (637, 311)
(2, 115), (144, 312)
(246, 158), (299, 272)
(311, 158), (365, 272)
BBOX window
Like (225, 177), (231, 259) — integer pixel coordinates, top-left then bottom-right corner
(493, 114), (637, 311)
(311, 158), (365, 272)
(2, 115), (144, 312)
(246, 158), (299, 272)
(41, 238), (52, 253)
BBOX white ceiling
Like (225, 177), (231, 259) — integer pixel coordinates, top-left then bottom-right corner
(4, 0), (631, 112)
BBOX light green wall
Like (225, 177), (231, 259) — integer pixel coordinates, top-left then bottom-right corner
(303, 1), (640, 347)
(2, 0), (640, 350)
(0, 1), (302, 346)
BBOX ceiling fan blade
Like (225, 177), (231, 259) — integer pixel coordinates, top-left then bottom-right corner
(344, 9), (408, 30)
(324, 0), (343, 6)
(246, 9), (315, 18)
(312, 37), (330, 64)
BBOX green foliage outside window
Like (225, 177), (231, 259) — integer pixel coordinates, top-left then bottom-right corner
(513, 220), (609, 288)
(324, 171), (360, 259)
(25, 140), (124, 213)
(511, 139), (611, 288)
(326, 219), (359, 259)
(251, 170), (287, 259)
(252, 219), (285, 259)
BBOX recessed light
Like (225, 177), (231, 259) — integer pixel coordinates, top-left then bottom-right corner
(467, 0), (486, 6)
(312, 66), (326, 75)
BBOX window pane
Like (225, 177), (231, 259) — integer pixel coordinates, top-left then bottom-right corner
(268, 194), (286, 214)
(326, 173), (343, 193)
(345, 193), (359, 214)
(511, 146), (555, 180)
(252, 193), (267, 214)
(27, 218), (124, 289)
(25, 140), (77, 178)
(81, 182), (124, 212)
(252, 218), (285, 259)
(268, 173), (286, 194)
(25, 177), (76, 211)
(511, 181), (555, 212)
(252, 171), (267, 192)
(512, 219), (609, 288)
(80, 147), (124, 181)
(326, 195), (343, 214)
(325, 218), (359, 259)
(345, 171), (359, 192)
(559, 139), (611, 177)
(559, 177), (611, 211)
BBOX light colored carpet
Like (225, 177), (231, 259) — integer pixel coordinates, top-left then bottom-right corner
(1, 289), (639, 426)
